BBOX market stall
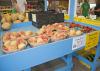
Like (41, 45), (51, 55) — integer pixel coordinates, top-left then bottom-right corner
(0, 0), (100, 71)
(0, 21), (86, 71)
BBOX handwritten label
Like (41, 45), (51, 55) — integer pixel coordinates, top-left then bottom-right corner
(72, 35), (86, 50)
(84, 31), (99, 50)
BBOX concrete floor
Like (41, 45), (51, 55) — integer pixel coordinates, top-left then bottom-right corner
(32, 57), (100, 71)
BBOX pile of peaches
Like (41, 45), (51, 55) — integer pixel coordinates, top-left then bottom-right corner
(2, 22), (95, 53)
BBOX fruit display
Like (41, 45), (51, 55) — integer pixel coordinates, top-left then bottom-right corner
(1, 22), (11, 30)
(37, 23), (69, 41)
(3, 38), (27, 53)
(1, 13), (29, 30)
(28, 34), (49, 47)
(1, 13), (29, 23)
(1, 22), (96, 53)
(2, 31), (36, 53)
(3, 31), (36, 42)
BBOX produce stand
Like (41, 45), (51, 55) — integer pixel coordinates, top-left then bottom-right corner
(0, 22), (87, 71)
(0, 0), (100, 71)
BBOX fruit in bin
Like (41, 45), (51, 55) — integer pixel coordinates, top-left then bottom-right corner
(3, 47), (9, 51)
(3, 32), (11, 42)
(76, 30), (82, 36)
(28, 37), (37, 47)
(36, 34), (49, 46)
(3, 40), (18, 53)
(18, 31), (35, 39)
(36, 37), (44, 45)
(46, 30), (54, 37)
(3, 40), (11, 47)
(69, 29), (76, 37)
(18, 31), (27, 39)
(3, 32), (20, 42)
(58, 25), (69, 31)
(18, 43), (26, 50)
(12, 38), (26, 50)
(51, 31), (68, 41)
(76, 24), (81, 27)
(82, 26), (93, 33)
(70, 23), (76, 28)
(25, 31), (36, 39)
(10, 32), (19, 40)
(2, 22), (11, 30)
(10, 40), (17, 46)
(17, 38), (27, 50)
(58, 24), (65, 28)
(37, 25), (46, 34)
(25, 31), (34, 36)
(3, 45), (17, 53)
(2, 31), (36, 53)
(65, 26), (70, 31)
(28, 34), (49, 47)
(37, 35), (49, 43)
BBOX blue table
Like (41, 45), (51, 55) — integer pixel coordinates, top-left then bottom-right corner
(0, 22), (85, 71)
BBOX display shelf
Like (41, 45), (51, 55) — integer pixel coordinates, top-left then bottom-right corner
(0, 40), (72, 71)
(73, 17), (100, 71)
(0, 22), (86, 71)
(73, 21), (100, 71)
(0, 0), (99, 71)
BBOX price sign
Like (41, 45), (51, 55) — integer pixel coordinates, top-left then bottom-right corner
(72, 35), (86, 50)
(84, 31), (99, 50)
(32, 14), (36, 22)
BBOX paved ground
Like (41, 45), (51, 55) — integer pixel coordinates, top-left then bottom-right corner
(32, 57), (100, 71)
